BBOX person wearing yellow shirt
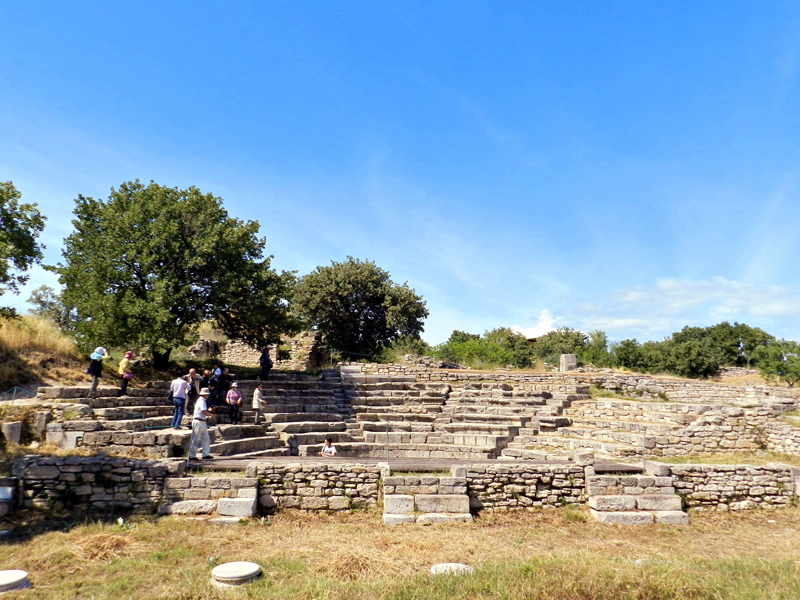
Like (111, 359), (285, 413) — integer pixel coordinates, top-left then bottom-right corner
(118, 351), (135, 397)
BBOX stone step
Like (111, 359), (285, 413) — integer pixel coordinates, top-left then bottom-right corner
(296, 441), (494, 459)
(500, 447), (572, 461)
(272, 421), (347, 434)
(98, 416), (175, 431)
(260, 412), (344, 424)
(93, 405), (175, 420)
(435, 413), (530, 426)
(209, 435), (284, 456)
(588, 494), (682, 511)
(507, 435), (642, 458)
(567, 417), (681, 435)
(355, 412), (437, 423)
(434, 422), (521, 436)
(279, 431), (362, 445)
(586, 475), (675, 496)
(589, 509), (688, 525)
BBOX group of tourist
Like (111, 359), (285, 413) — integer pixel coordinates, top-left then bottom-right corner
(84, 346), (340, 460)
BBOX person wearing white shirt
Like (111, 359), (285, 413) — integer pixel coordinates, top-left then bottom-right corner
(252, 382), (267, 424)
(170, 375), (192, 429)
(189, 388), (214, 460)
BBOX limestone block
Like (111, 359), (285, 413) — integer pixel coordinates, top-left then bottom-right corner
(653, 511), (689, 525)
(237, 488), (257, 498)
(416, 513), (473, 524)
(217, 497), (257, 518)
(1, 422), (22, 445)
(328, 496), (350, 510)
(383, 513), (416, 524)
(300, 496), (329, 510)
(384, 494), (414, 514)
(415, 494), (470, 513)
(636, 495), (682, 511)
(588, 495), (636, 511)
(590, 509), (654, 525)
(158, 500), (216, 515)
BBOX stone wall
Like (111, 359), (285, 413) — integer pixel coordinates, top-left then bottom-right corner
(465, 463), (586, 511)
(12, 455), (186, 512)
(669, 463), (798, 511)
(246, 461), (381, 511)
(220, 332), (326, 371)
(346, 364), (800, 409)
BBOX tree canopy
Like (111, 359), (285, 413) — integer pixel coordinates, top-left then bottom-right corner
(293, 257), (428, 358)
(54, 180), (295, 366)
(753, 341), (800, 387)
(0, 182), (46, 317)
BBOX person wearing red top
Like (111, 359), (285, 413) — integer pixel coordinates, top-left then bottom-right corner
(225, 381), (243, 425)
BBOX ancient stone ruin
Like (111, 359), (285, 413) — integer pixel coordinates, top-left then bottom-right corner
(4, 361), (800, 525)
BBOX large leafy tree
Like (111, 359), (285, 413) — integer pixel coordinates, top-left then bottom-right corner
(54, 180), (296, 367)
(753, 341), (800, 387)
(294, 257), (428, 358)
(0, 182), (46, 317)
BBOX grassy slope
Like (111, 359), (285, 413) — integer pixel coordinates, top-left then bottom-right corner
(0, 508), (798, 599)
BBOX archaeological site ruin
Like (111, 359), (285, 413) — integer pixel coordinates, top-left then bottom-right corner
(4, 349), (800, 527)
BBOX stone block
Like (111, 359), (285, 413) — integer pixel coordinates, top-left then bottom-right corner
(416, 513), (473, 524)
(328, 496), (350, 510)
(158, 500), (216, 515)
(588, 495), (636, 511)
(590, 509), (654, 525)
(300, 496), (329, 510)
(217, 497), (257, 518)
(384, 494), (414, 514)
(415, 494), (470, 514)
(636, 495), (682, 511)
(1, 422), (22, 445)
(237, 488), (257, 498)
(383, 513), (416, 524)
(653, 511), (689, 525)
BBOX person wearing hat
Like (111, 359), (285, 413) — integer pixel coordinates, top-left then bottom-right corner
(86, 347), (109, 398)
(225, 381), (243, 425)
(118, 351), (135, 397)
(189, 387), (214, 460)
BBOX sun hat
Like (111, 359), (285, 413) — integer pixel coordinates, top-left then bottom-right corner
(231, 382), (238, 388)
(124, 351), (135, 358)
(199, 388), (211, 396)
(90, 347), (106, 360)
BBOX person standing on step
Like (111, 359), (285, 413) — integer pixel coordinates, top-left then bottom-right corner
(226, 381), (243, 425)
(170, 373), (191, 429)
(259, 348), (273, 381)
(216, 367), (232, 409)
(118, 351), (135, 396)
(86, 347), (109, 398)
(186, 368), (201, 412)
(189, 387), (214, 460)
(252, 382), (267, 424)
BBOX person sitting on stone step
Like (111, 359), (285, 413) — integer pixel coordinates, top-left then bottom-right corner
(318, 437), (337, 458)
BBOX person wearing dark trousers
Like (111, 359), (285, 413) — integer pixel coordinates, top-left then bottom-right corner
(259, 348), (273, 381)
(86, 347), (109, 398)
(226, 381), (242, 425)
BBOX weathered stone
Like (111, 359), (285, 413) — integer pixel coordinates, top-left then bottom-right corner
(158, 500), (216, 515)
(211, 561), (261, 587)
(430, 563), (475, 576)
(384, 494), (414, 514)
(636, 495), (682, 511)
(590, 509), (654, 525)
(383, 513), (416, 524)
(588, 495), (636, 512)
(653, 511), (690, 525)
(416, 513), (473, 524)
(415, 494), (470, 514)
(1, 422), (22, 445)
(217, 497), (257, 518)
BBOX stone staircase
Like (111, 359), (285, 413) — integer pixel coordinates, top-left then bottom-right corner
(503, 396), (718, 461)
(585, 462), (688, 525)
(382, 466), (472, 524)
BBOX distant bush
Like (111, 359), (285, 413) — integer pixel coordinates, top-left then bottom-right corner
(432, 327), (534, 369)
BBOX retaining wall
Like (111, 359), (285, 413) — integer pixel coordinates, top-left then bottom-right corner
(465, 463), (586, 511)
(670, 463), (799, 511)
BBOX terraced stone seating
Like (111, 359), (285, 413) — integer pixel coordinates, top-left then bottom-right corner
(503, 397), (721, 461)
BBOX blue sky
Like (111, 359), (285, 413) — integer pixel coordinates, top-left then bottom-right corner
(2, 1), (799, 345)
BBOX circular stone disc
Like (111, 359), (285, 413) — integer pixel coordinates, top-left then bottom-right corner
(0, 570), (30, 592)
(211, 561), (261, 585)
(430, 563), (475, 576)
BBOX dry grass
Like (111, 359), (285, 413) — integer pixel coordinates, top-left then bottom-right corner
(0, 316), (85, 391)
(651, 451), (800, 467)
(0, 508), (798, 599)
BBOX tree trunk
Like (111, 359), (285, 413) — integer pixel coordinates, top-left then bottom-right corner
(152, 348), (172, 371)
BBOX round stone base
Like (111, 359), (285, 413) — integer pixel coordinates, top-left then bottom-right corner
(430, 563), (475, 576)
(211, 561), (261, 587)
(0, 570), (31, 592)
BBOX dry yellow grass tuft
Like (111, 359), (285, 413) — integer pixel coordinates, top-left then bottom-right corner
(0, 316), (79, 357)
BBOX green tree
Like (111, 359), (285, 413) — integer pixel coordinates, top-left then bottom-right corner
(614, 338), (643, 371)
(293, 257), (428, 358)
(54, 180), (296, 368)
(580, 329), (611, 367)
(673, 322), (774, 367)
(754, 341), (800, 387)
(0, 182), (46, 317)
(530, 328), (586, 364)
(27, 285), (74, 330)
(669, 339), (722, 378)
